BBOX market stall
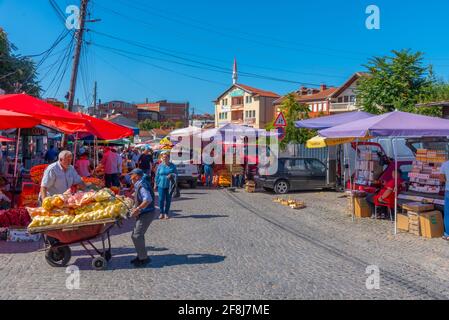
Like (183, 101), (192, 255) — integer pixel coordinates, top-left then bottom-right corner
(319, 110), (449, 235)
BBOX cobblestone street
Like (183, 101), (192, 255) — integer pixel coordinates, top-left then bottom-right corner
(1, 188), (449, 300)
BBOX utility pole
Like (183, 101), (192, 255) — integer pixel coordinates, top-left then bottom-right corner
(93, 81), (97, 113)
(67, 0), (89, 112)
(191, 107), (195, 126)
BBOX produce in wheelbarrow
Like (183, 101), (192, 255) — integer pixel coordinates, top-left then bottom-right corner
(27, 188), (133, 229)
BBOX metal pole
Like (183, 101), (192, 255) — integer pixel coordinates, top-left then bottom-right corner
(393, 138), (398, 235)
(13, 128), (20, 184)
(352, 138), (359, 222)
(73, 133), (78, 164)
(67, 0), (89, 112)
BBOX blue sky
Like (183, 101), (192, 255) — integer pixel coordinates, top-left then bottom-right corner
(1, 0), (449, 114)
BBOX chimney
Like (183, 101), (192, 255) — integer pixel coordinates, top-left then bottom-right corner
(320, 84), (327, 92)
(145, 97), (148, 104)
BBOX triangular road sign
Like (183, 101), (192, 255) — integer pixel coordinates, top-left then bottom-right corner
(273, 112), (287, 127)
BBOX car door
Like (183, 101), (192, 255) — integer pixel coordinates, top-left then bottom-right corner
(305, 158), (327, 188)
(284, 159), (309, 190)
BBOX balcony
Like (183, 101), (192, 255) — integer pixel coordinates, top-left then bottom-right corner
(329, 102), (359, 113)
(231, 103), (244, 110)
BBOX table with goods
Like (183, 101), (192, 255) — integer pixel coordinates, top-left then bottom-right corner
(27, 188), (134, 270)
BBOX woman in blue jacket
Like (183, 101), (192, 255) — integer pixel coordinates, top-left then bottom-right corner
(156, 151), (178, 220)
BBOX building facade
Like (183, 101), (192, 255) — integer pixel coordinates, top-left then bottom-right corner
(137, 109), (160, 122)
(91, 101), (138, 122)
(136, 100), (189, 125)
(273, 72), (366, 118)
(214, 84), (279, 129)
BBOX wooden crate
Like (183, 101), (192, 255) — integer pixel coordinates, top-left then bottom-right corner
(407, 212), (421, 236)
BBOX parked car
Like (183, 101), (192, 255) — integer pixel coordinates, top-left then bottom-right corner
(256, 157), (330, 194)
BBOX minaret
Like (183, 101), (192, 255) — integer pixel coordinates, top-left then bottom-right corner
(232, 57), (238, 85)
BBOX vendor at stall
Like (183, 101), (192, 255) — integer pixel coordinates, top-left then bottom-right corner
(366, 169), (403, 219)
(39, 150), (86, 201)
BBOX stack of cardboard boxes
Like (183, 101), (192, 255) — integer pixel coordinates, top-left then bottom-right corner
(355, 150), (383, 186)
(398, 202), (444, 238)
(409, 149), (446, 194)
(245, 180), (256, 193)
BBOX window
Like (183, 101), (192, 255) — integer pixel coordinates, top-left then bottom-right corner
(313, 104), (317, 112)
(323, 102), (327, 112)
(318, 103), (322, 111)
(160, 106), (167, 112)
(285, 159), (306, 171)
(305, 159), (326, 174)
(338, 97), (343, 103)
(309, 104), (313, 111)
(344, 96), (349, 103)
(245, 111), (248, 118)
(350, 95), (356, 102)
(232, 96), (243, 105)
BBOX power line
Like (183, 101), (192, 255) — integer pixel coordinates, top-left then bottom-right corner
(90, 30), (335, 87)
(107, 0), (367, 61)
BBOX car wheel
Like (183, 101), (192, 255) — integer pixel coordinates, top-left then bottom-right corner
(274, 180), (289, 194)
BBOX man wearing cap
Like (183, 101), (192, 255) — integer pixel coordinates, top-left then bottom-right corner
(129, 168), (156, 267)
(137, 146), (153, 176)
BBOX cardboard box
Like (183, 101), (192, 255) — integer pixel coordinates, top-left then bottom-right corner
(7, 228), (41, 242)
(419, 211), (444, 238)
(397, 213), (409, 231)
(402, 202), (435, 213)
(354, 197), (371, 218)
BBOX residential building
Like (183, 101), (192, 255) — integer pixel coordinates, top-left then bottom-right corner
(104, 114), (139, 135)
(94, 100), (138, 122)
(214, 59), (280, 128)
(328, 72), (367, 113)
(137, 109), (160, 122)
(273, 72), (367, 118)
(137, 100), (189, 125)
(214, 84), (280, 128)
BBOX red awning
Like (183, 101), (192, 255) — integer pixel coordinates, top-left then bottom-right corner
(0, 109), (41, 129)
(43, 113), (133, 140)
(0, 136), (15, 143)
(0, 94), (84, 122)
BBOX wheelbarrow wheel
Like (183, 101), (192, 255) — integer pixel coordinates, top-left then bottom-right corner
(92, 257), (108, 270)
(45, 246), (71, 267)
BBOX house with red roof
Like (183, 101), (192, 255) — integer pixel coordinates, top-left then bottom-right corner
(214, 83), (280, 129)
(273, 72), (367, 118)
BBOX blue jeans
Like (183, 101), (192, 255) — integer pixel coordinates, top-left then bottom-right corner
(444, 191), (449, 237)
(205, 171), (213, 187)
(158, 187), (172, 214)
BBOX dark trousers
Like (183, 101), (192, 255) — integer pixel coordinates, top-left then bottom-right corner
(105, 173), (120, 188)
(232, 174), (244, 188)
(131, 211), (157, 260)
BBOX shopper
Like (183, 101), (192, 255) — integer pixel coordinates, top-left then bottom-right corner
(440, 161), (449, 240)
(74, 152), (92, 177)
(155, 151), (177, 220)
(204, 163), (214, 187)
(129, 168), (156, 267)
(101, 147), (121, 188)
(137, 147), (152, 176)
(44, 145), (58, 163)
(40, 150), (86, 200)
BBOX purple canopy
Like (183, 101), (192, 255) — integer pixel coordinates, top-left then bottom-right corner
(319, 111), (449, 138)
(295, 111), (374, 130)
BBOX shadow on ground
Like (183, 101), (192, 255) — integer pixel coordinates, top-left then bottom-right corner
(73, 253), (226, 270)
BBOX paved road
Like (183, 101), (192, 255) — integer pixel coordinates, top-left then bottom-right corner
(1, 188), (449, 299)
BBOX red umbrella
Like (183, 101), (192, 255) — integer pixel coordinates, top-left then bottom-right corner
(0, 94), (84, 122)
(0, 109), (41, 129)
(43, 113), (133, 140)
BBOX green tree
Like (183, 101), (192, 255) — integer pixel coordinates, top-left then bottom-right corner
(138, 119), (159, 130)
(0, 28), (40, 96)
(356, 49), (432, 114)
(266, 94), (315, 150)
